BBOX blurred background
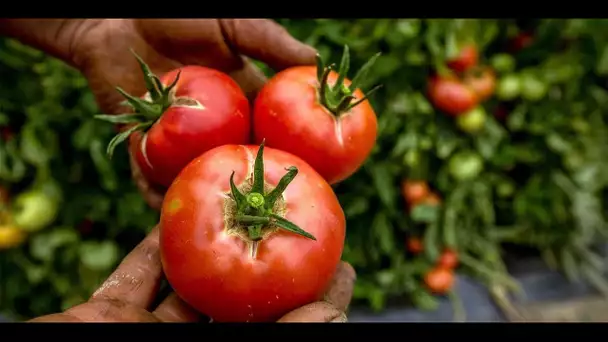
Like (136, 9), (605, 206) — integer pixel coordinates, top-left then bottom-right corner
(2, 18), (608, 322)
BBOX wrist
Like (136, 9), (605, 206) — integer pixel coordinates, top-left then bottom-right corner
(0, 19), (89, 67)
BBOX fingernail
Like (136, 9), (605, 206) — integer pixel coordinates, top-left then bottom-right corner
(329, 313), (348, 323)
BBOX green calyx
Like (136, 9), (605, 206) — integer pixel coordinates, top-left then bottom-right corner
(94, 49), (182, 159)
(230, 141), (316, 242)
(316, 45), (383, 116)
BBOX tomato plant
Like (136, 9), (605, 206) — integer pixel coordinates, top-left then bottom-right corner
(438, 249), (459, 269)
(447, 44), (478, 73)
(464, 67), (496, 101)
(424, 267), (454, 294)
(97, 52), (250, 188)
(160, 142), (346, 322)
(401, 180), (430, 205)
(11, 188), (59, 232)
(406, 237), (423, 254)
(427, 76), (478, 116)
(456, 106), (487, 134)
(448, 151), (484, 181)
(253, 46), (380, 185)
(496, 74), (521, 101)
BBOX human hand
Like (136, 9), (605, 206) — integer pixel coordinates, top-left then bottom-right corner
(67, 19), (317, 209)
(28, 225), (355, 323)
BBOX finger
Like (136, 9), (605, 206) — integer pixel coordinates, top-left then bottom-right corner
(277, 302), (347, 323)
(220, 19), (317, 72)
(228, 58), (268, 102)
(90, 225), (163, 309)
(322, 261), (357, 312)
(153, 292), (201, 322)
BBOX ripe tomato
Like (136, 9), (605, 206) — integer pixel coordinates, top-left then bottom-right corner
(97, 52), (250, 188)
(160, 142), (346, 322)
(456, 106), (487, 134)
(438, 249), (459, 269)
(406, 237), (423, 254)
(401, 180), (430, 205)
(253, 47), (379, 185)
(448, 151), (484, 181)
(11, 189), (59, 232)
(496, 74), (521, 101)
(464, 67), (496, 101)
(424, 267), (454, 294)
(510, 32), (534, 52)
(427, 76), (478, 117)
(447, 44), (479, 73)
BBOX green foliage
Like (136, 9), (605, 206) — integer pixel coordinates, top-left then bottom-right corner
(1, 19), (608, 319)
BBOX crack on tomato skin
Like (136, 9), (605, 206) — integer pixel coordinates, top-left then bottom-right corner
(139, 132), (154, 169)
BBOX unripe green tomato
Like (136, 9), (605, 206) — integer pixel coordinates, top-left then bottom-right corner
(448, 151), (484, 181)
(456, 106), (487, 134)
(490, 54), (516, 73)
(520, 73), (548, 101)
(496, 74), (521, 101)
(11, 190), (59, 232)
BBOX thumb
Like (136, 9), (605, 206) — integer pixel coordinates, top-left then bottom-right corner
(220, 19), (317, 71)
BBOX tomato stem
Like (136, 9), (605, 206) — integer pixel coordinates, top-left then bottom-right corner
(230, 142), (316, 242)
(316, 45), (382, 117)
(95, 50), (182, 158)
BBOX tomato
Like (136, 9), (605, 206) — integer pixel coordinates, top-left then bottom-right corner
(0, 210), (26, 250)
(438, 249), (459, 269)
(421, 192), (442, 206)
(406, 237), (423, 254)
(448, 151), (484, 181)
(160, 142), (345, 322)
(427, 76), (478, 117)
(424, 267), (455, 294)
(401, 180), (430, 205)
(496, 74), (521, 101)
(446, 44), (479, 73)
(510, 32), (534, 52)
(464, 67), (496, 101)
(97, 52), (250, 188)
(456, 106), (487, 134)
(403, 149), (421, 168)
(11, 189), (59, 232)
(253, 47), (379, 185)
(520, 73), (548, 101)
(490, 53), (516, 73)
(496, 182), (515, 198)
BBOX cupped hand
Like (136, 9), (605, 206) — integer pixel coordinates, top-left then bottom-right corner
(69, 19), (317, 209)
(28, 225), (355, 323)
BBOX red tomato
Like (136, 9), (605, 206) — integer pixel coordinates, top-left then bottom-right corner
(510, 32), (534, 52)
(464, 67), (496, 101)
(401, 180), (430, 206)
(160, 142), (346, 322)
(447, 44), (479, 73)
(406, 237), (423, 254)
(427, 76), (479, 117)
(438, 249), (459, 269)
(253, 48), (379, 185)
(98, 53), (250, 188)
(424, 267), (455, 294)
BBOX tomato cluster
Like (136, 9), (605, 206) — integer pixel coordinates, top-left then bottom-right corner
(96, 47), (380, 322)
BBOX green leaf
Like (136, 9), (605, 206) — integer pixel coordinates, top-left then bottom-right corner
(105, 122), (151, 159)
(79, 241), (119, 271)
(372, 212), (394, 255)
(270, 214), (316, 240)
(410, 204), (439, 223)
(30, 228), (79, 262)
(265, 166), (298, 209)
(94, 114), (144, 124)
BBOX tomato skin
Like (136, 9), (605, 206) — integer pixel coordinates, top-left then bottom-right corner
(464, 67), (496, 101)
(496, 74), (521, 101)
(448, 151), (484, 181)
(520, 73), (548, 101)
(130, 66), (251, 188)
(456, 106), (487, 134)
(510, 32), (534, 52)
(428, 76), (479, 117)
(438, 249), (459, 269)
(424, 267), (455, 294)
(0, 210), (26, 250)
(160, 144), (346, 322)
(11, 189), (59, 232)
(401, 180), (430, 206)
(447, 44), (479, 73)
(406, 237), (423, 254)
(253, 66), (377, 185)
